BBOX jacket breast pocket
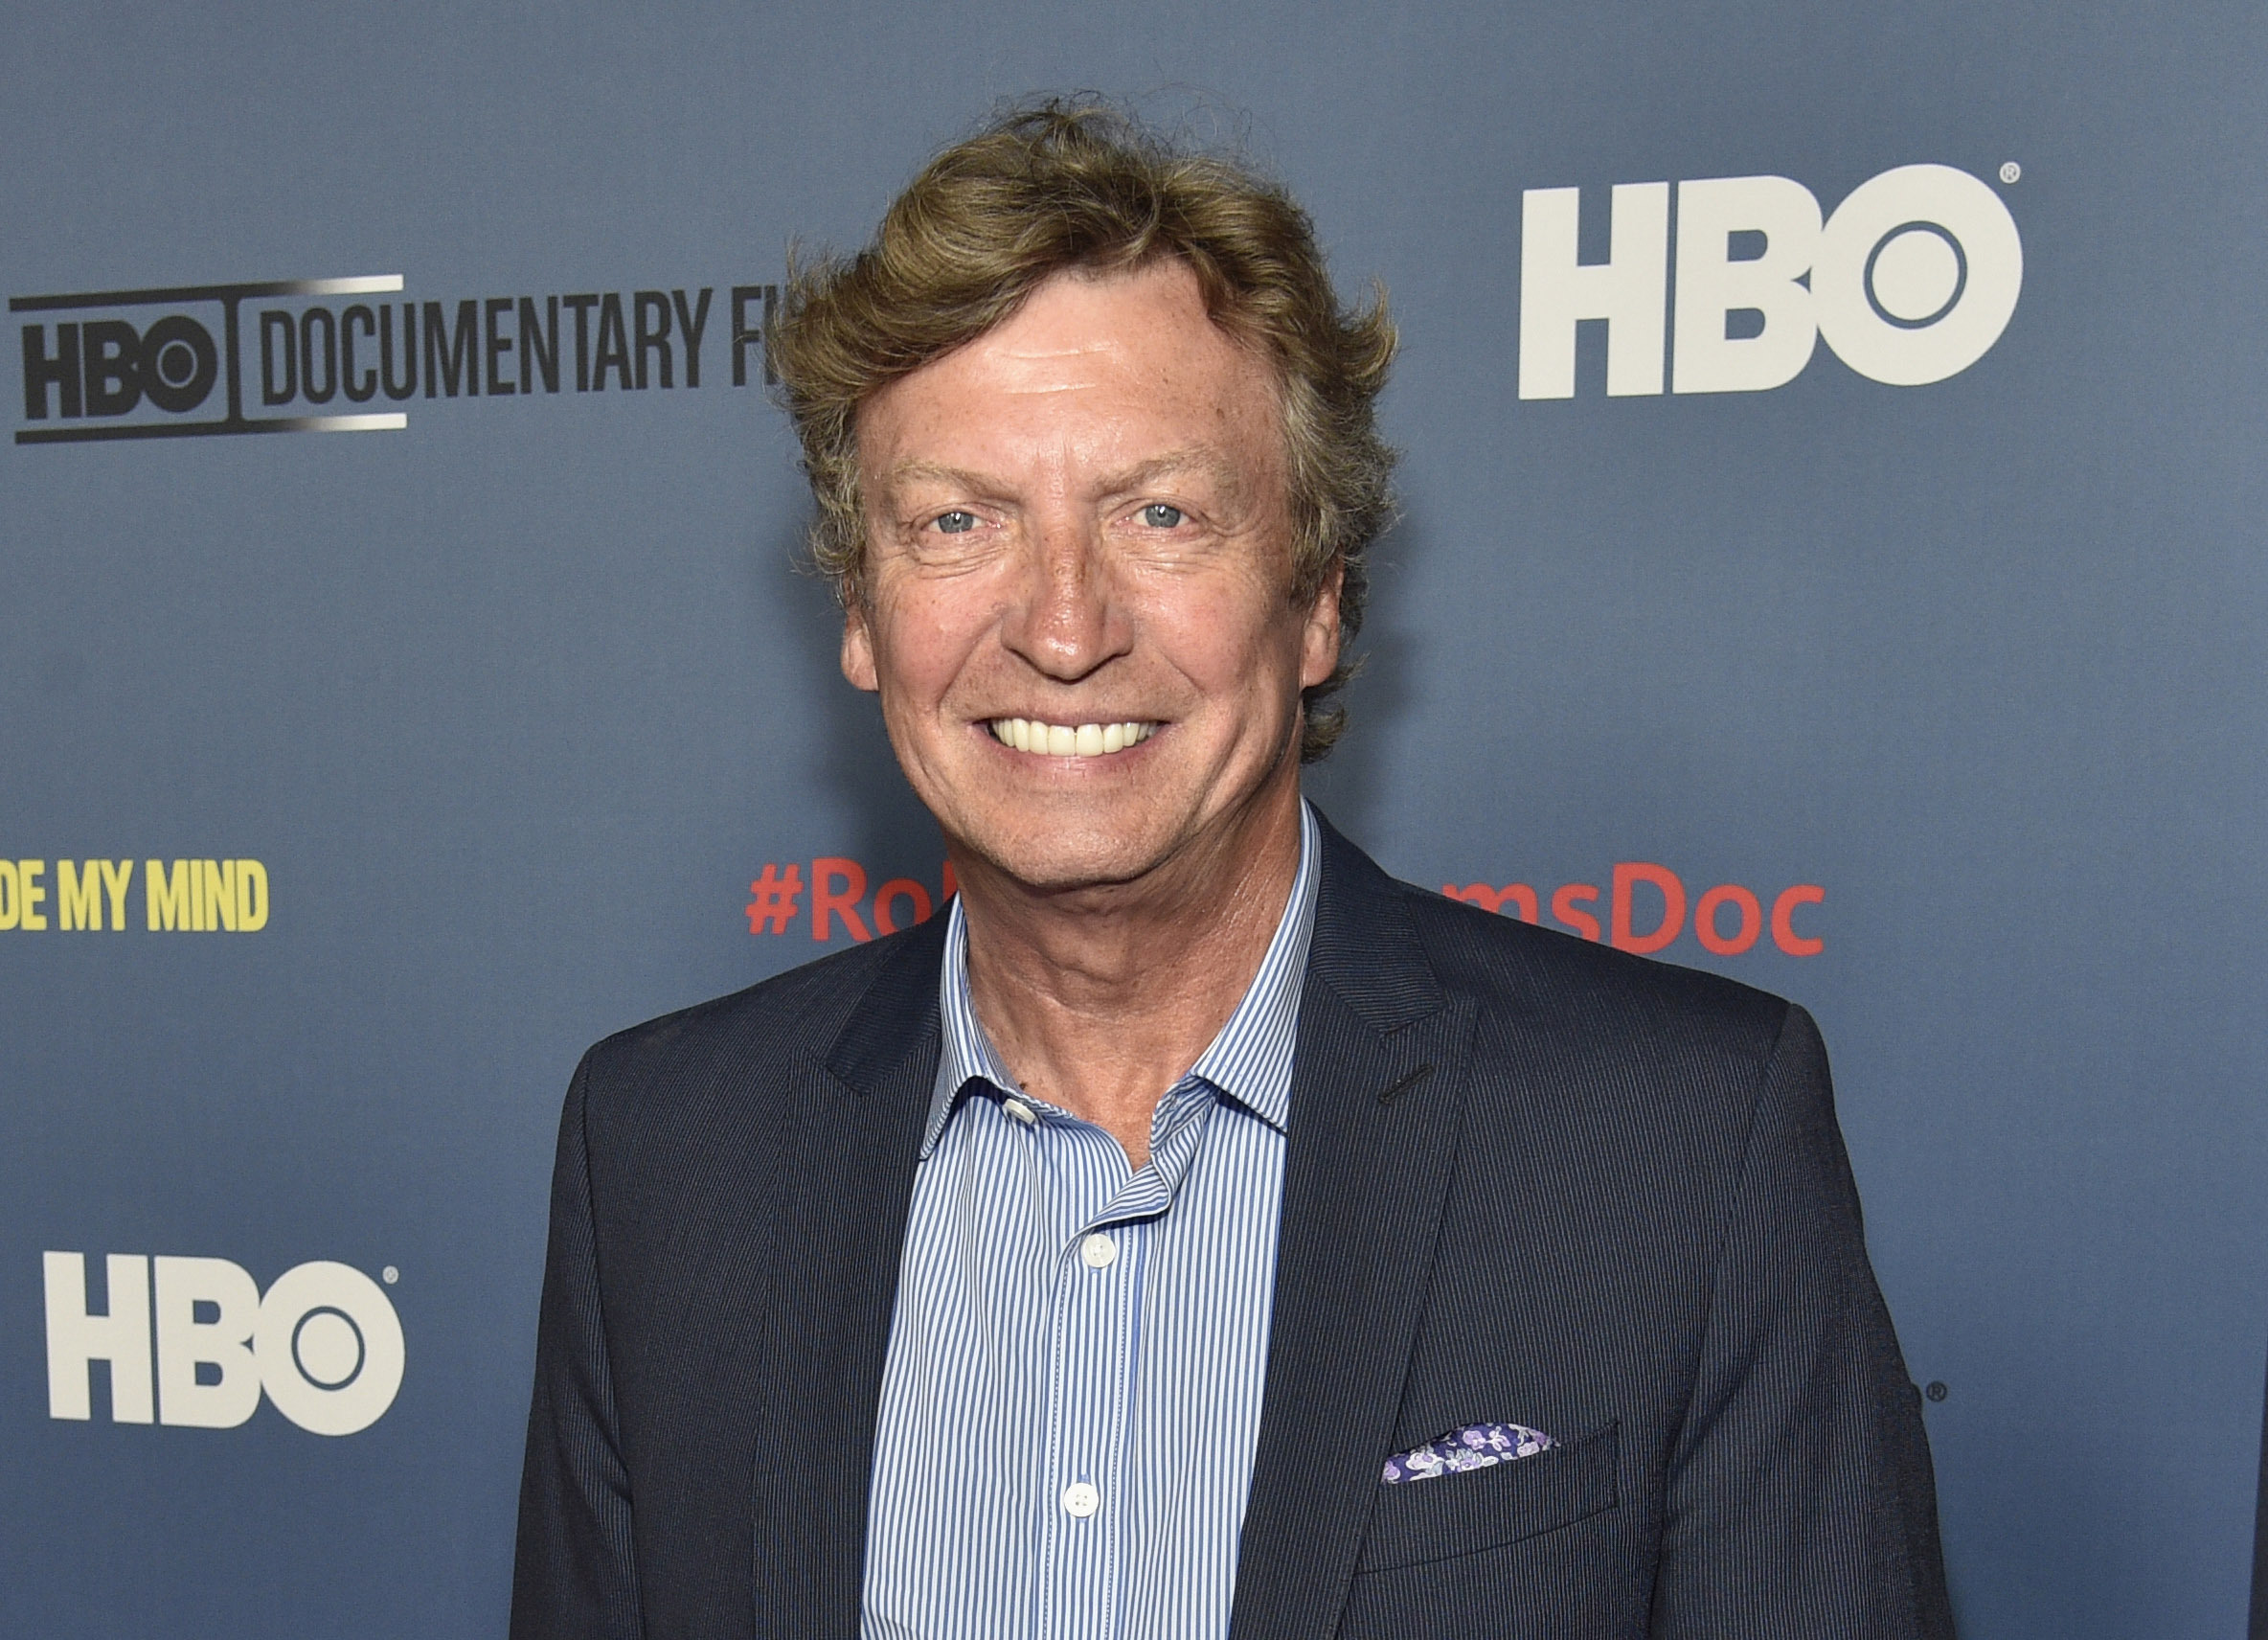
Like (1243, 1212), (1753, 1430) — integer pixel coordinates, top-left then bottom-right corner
(1355, 1421), (1619, 1573)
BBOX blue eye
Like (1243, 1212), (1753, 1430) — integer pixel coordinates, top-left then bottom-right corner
(1140, 504), (1185, 529)
(933, 511), (979, 535)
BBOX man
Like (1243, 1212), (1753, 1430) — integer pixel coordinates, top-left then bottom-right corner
(512, 103), (1953, 1639)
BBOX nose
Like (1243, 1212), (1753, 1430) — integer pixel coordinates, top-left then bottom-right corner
(1002, 512), (1130, 683)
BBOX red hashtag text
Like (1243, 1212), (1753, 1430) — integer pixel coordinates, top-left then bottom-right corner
(746, 864), (804, 935)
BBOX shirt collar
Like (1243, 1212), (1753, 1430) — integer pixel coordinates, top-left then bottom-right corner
(922, 800), (1322, 1157)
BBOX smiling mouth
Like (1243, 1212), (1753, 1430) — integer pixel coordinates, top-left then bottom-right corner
(987, 718), (1158, 758)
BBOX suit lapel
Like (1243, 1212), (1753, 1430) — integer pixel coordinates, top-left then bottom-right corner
(745, 916), (945, 1639)
(1231, 818), (1476, 1640)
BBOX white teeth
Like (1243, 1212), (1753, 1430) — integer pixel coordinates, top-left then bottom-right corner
(988, 718), (1156, 758)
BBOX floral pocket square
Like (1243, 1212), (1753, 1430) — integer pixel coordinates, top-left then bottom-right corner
(1381, 1422), (1554, 1483)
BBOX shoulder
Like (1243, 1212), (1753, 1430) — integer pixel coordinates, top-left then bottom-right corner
(1307, 812), (1804, 1161)
(1309, 812), (1793, 1065)
(1387, 876), (1812, 1189)
(1398, 877), (1793, 1058)
(571, 921), (942, 1132)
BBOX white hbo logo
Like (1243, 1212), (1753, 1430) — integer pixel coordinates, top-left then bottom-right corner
(1518, 164), (2024, 398)
(43, 1253), (405, 1436)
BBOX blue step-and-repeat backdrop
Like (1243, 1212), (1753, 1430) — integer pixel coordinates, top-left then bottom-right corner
(5, 4), (2264, 1635)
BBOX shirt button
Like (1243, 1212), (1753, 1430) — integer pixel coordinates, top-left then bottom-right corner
(1002, 1099), (1035, 1125)
(1060, 1482), (1100, 1518)
(1078, 1232), (1118, 1269)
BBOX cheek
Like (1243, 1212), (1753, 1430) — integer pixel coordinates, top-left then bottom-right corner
(1145, 581), (1306, 702)
(867, 580), (997, 705)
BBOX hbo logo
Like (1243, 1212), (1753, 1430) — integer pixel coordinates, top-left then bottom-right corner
(1519, 163), (2023, 397)
(20, 315), (220, 420)
(43, 1252), (404, 1436)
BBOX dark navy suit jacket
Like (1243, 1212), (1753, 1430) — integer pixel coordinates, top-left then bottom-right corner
(511, 814), (1955, 1638)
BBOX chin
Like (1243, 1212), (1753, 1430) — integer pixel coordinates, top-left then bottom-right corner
(962, 815), (1170, 894)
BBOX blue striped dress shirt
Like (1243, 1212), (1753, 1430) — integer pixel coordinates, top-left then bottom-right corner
(861, 804), (1321, 1640)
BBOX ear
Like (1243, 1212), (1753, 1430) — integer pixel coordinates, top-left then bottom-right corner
(841, 601), (880, 693)
(1299, 561), (1344, 690)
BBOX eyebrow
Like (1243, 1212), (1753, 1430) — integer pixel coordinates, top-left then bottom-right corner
(878, 460), (991, 492)
(1105, 448), (1248, 502)
(878, 447), (1249, 504)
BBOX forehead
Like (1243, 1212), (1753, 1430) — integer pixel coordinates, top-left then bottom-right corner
(856, 261), (1283, 486)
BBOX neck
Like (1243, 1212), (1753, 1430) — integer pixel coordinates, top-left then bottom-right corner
(952, 775), (1305, 1169)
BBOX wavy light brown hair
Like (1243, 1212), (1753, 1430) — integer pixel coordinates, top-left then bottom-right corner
(769, 99), (1397, 761)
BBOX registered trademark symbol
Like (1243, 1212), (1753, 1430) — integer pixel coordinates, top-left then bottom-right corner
(381, 1265), (399, 1285)
(1925, 1380), (1949, 1401)
(1998, 162), (2021, 185)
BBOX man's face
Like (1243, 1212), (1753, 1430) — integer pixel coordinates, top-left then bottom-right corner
(843, 260), (1340, 894)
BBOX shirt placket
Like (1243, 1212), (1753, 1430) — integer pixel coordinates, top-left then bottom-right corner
(1032, 1085), (1215, 1640)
